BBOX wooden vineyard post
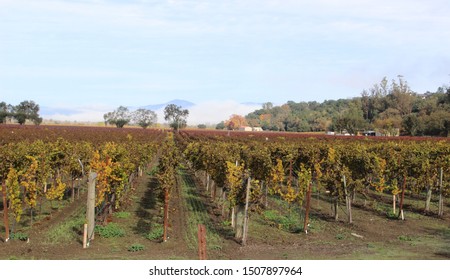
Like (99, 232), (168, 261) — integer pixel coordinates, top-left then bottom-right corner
(221, 191), (227, 218)
(333, 195), (339, 221)
(163, 188), (169, 242)
(231, 206), (236, 229)
(425, 186), (432, 213)
(197, 224), (207, 260)
(242, 177), (251, 246)
(393, 194), (396, 215)
(343, 175), (352, 224)
(86, 172), (96, 245)
(398, 175), (406, 221)
(264, 180), (268, 208)
(211, 180), (216, 201)
(82, 223), (88, 249)
(71, 178), (75, 203)
(2, 182), (9, 242)
(303, 181), (312, 234)
(438, 167), (444, 217)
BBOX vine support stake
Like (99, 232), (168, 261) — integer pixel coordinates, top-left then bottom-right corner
(163, 188), (169, 242)
(197, 224), (207, 260)
(343, 175), (352, 224)
(2, 182), (9, 242)
(398, 175), (406, 221)
(303, 181), (312, 234)
(82, 223), (88, 248)
(242, 177), (251, 246)
(87, 172), (97, 244)
(438, 167), (444, 217)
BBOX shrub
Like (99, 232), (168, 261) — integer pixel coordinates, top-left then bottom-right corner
(128, 243), (145, 252)
(95, 223), (125, 238)
(335, 233), (346, 240)
(10, 232), (28, 241)
(263, 210), (301, 233)
(398, 235), (413, 241)
(146, 223), (164, 241)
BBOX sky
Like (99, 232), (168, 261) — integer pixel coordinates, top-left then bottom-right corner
(1, 0), (450, 124)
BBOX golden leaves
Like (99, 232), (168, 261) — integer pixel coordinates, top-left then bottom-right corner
(5, 167), (22, 222)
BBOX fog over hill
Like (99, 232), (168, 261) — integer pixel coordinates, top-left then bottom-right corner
(40, 99), (261, 125)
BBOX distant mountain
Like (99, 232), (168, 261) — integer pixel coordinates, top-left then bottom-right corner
(140, 99), (195, 111)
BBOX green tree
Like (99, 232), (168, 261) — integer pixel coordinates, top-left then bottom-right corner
(215, 121), (225, 130)
(424, 110), (450, 137)
(0, 102), (11, 124)
(332, 101), (367, 134)
(164, 104), (189, 130)
(132, 108), (157, 129)
(13, 100), (41, 125)
(104, 106), (131, 128)
(402, 114), (424, 136)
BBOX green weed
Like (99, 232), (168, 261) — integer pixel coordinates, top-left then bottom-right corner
(114, 212), (131, 219)
(263, 209), (302, 233)
(335, 233), (346, 240)
(128, 243), (145, 252)
(398, 235), (413, 242)
(10, 232), (29, 241)
(95, 223), (125, 238)
(146, 223), (164, 241)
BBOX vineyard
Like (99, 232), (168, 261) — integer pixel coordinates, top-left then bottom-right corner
(0, 125), (449, 259)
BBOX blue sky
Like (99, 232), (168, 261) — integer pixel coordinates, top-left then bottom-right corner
(1, 0), (450, 123)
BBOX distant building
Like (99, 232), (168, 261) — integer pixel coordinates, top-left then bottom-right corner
(239, 126), (253, 132)
(362, 130), (377, 136)
(239, 126), (263, 132)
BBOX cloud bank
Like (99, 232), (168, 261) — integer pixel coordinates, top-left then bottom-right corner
(41, 101), (261, 126)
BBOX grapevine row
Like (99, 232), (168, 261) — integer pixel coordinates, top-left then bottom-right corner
(177, 131), (450, 240)
(0, 127), (162, 237)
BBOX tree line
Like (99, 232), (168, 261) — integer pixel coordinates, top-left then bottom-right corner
(243, 76), (450, 137)
(0, 100), (42, 125)
(103, 104), (189, 130)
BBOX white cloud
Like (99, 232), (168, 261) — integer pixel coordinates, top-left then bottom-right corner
(185, 100), (261, 125)
(41, 104), (114, 122)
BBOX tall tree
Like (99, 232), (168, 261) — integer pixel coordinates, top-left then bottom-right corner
(225, 114), (248, 130)
(104, 106), (131, 128)
(389, 76), (415, 116)
(132, 108), (157, 129)
(13, 100), (41, 125)
(0, 102), (11, 124)
(164, 104), (189, 130)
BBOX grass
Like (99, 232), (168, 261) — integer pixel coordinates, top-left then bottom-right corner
(178, 169), (224, 251)
(114, 212), (131, 219)
(262, 209), (302, 233)
(45, 209), (85, 244)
